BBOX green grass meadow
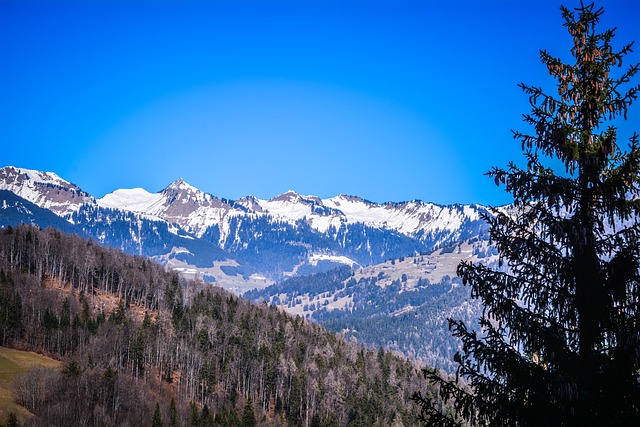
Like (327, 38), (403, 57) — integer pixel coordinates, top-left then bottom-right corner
(0, 346), (60, 423)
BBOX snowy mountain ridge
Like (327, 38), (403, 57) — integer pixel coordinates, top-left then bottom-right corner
(98, 178), (250, 241)
(96, 178), (489, 248)
(0, 166), (95, 219)
(1, 166), (491, 285)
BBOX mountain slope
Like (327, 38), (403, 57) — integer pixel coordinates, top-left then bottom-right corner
(0, 347), (61, 422)
(97, 177), (490, 252)
(100, 178), (252, 240)
(96, 187), (163, 213)
(0, 224), (442, 426)
(0, 190), (79, 234)
(246, 237), (499, 373)
(0, 166), (94, 219)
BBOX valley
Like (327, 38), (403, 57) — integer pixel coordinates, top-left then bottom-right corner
(246, 237), (497, 372)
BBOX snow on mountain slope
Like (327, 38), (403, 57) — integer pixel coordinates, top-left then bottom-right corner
(97, 188), (163, 213)
(2, 167), (490, 262)
(0, 166), (95, 219)
(253, 192), (486, 246)
(148, 179), (252, 239)
(308, 253), (359, 268)
(258, 191), (318, 219)
(99, 178), (251, 240)
(256, 190), (344, 233)
(97, 183), (488, 247)
(236, 195), (265, 213)
(323, 195), (482, 237)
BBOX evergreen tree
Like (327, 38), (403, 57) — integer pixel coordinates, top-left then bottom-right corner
(190, 402), (200, 427)
(169, 398), (178, 427)
(5, 413), (18, 427)
(242, 397), (257, 427)
(152, 403), (164, 427)
(200, 404), (214, 427)
(414, 2), (639, 426)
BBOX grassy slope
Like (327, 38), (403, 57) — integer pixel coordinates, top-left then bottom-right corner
(0, 346), (60, 422)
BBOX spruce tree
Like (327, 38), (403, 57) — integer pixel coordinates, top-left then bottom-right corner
(242, 397), (257, 427)
(152, 403), (164, 427)
(169, 398), (178, 427)
(413, 2), (639, 426)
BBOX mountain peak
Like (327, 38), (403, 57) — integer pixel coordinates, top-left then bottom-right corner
(237, 195), (264, 212)
(161, 178), (209, 204)
(0, 166), (94, 218)
(331, 194), (369, 205)
(269, 190), (301, 203)
(269, 190), (324, 206)
(1, 168), (490, 254)
(1, 166), (72, 188)
(165, 177), (196, 192)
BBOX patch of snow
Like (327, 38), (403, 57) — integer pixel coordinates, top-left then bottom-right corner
(172, 247), (192, 255)
(308, 254), (358, 267)
(391, 305), (416, 316)
(172, 267), (199, 274)
(258, 197), (313, 222)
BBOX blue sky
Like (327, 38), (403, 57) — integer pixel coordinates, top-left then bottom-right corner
(1, 0), (639, 206)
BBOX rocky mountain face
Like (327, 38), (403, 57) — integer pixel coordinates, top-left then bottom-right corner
(0, 166), (491, 290)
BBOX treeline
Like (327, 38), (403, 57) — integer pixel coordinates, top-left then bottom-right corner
(0, 225), (445, 426)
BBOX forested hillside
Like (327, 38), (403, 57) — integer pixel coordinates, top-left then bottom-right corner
(245, 245), (494, 373)
(0, 225), (447, 426)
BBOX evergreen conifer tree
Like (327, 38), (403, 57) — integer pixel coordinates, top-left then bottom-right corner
(242, 397), (257, 427)
(413, 2), (639, 426)
(190, 402), (200, 427)
(152, 403), (164, 427)
(5, 413), (18, 427)
(169, 398), (178, 427)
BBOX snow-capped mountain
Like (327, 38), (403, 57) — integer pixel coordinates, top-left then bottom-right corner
(0, 166), (491, 288)
(98, 182), (490, 250)
(0, 166), (95, 219)
(98, 178), (250, 241)
(97, 187), (163, 214)
(322, 195), (487, 247)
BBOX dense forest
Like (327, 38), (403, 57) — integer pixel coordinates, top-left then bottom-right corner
(0, 225), (449, 426)
(246, 266), (483, 373)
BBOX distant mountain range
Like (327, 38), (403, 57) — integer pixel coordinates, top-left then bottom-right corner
(0, 165), (498, 373)
(0, 166), (491, 291)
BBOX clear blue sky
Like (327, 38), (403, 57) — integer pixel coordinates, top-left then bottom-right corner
(1, 0), (638, 206)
